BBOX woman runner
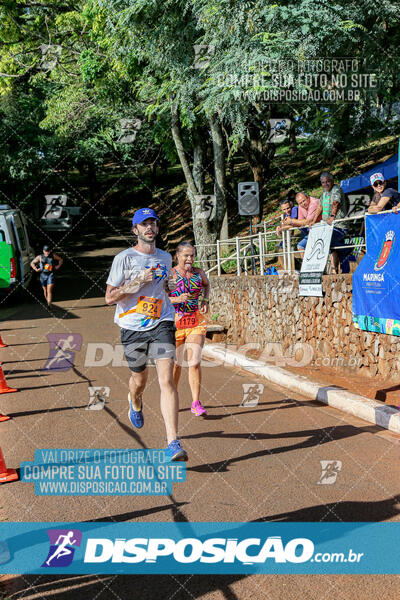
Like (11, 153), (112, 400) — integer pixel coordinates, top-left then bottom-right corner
(169, 242), (210, 416)
(30, 245), (63, 307)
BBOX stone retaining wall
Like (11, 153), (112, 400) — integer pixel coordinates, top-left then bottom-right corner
(209, 274), (400, 380)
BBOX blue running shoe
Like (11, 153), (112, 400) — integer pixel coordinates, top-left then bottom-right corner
(165, 439), (188, 462)
(128, 393), (144, 429)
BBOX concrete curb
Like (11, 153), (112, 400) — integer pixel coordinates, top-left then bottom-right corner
(202, 343), (400, 434)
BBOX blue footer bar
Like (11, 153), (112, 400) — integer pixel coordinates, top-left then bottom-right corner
(0, 522), (397, 574)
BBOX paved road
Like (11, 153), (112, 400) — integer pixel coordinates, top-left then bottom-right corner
(1, 224), (400, 598)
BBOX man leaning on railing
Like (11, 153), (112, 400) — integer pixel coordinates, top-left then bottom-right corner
(281, 192), (321, 259)
(312, 171), (349, 274)
(276, 190), (298, 242)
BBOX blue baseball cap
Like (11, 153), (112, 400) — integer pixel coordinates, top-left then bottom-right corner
(132, 208), (159, 225)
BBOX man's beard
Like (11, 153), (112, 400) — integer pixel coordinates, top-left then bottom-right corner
(138, 231), (156, 246)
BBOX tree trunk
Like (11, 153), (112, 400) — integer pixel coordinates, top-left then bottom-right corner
(87, 163), (97, 204)
(171, 108), (198, 197)
(334, 104), (352, 153)
(171, 108), (226, 270)
(242, 121), (275, 222)
(210, 116), (228, 233)
(289, 119), (297, 155)
(192, 128), (206, 195)
(219, 210), (229, 241)
(222, 124), (235, 188)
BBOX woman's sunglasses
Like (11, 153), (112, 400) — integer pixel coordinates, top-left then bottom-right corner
(373, 181), (384, 187)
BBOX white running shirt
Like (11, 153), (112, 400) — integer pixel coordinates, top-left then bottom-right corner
(106, 247), (175, 331)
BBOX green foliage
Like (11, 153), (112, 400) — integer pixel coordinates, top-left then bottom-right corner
(0, 0), (399, 217)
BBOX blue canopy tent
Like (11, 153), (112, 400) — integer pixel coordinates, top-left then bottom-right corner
(340, 153), (399, 195)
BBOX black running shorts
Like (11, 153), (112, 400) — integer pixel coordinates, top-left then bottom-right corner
(40, 272), (55, 286)
(120, 321), (176, 373)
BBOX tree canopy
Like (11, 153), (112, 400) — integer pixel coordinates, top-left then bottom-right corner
(0, 0), (399, 262)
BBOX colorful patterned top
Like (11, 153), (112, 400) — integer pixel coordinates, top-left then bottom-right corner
(170, 269), (203, 317)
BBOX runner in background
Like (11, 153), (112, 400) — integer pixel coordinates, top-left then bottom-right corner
(105, 208), (188, 462)
(169, 242), (210, 416)
(30, 245), (63, 307)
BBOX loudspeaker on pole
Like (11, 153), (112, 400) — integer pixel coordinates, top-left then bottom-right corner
(238, 182), (259, 216)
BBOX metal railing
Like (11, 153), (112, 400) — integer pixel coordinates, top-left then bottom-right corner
(196, 211), (382, 276)
(197, 230), (281, 276)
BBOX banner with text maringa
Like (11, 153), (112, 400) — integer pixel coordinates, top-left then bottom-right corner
(353, 213), (400, 335)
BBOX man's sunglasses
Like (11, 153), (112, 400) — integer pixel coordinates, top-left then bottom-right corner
(373, 181), (384, 187)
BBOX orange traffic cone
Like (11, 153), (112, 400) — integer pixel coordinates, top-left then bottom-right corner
(0, 446), (18, 483)
(0, 334), (6, 349)
(0, 414), (10, 422)
(0, 366), (17, 394)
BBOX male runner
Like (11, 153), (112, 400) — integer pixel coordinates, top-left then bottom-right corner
(105, 208), (188, 461)
(30, 245), (63, 307)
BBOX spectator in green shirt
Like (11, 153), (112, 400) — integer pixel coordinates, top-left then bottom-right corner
(319, 171), (349, 224)
(314, 172), (349, 274)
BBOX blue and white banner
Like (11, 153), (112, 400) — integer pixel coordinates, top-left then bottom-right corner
(353, 212), (400, 335)
(0, 522), (399, 574)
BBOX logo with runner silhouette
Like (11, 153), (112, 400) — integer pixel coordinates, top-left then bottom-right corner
(42, 529), (82, 567)
(86, 386), (110, 410)
(240, 384), (264, 407)
(42, 334), (82, 371)
(194, 195), (216, 220)
(317, 460), (342, 485)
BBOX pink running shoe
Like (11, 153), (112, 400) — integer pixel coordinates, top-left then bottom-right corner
(191, 400), (207, 416)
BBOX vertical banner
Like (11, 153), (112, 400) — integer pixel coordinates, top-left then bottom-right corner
(353, 213), (400, 335)
(299, 223), (333, 297)
(398, 137), (400, 189)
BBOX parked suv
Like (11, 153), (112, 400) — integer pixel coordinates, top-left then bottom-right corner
(0, 205), (35, 295)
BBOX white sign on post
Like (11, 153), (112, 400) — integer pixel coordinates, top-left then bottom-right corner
(299, 223), (333, 297)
